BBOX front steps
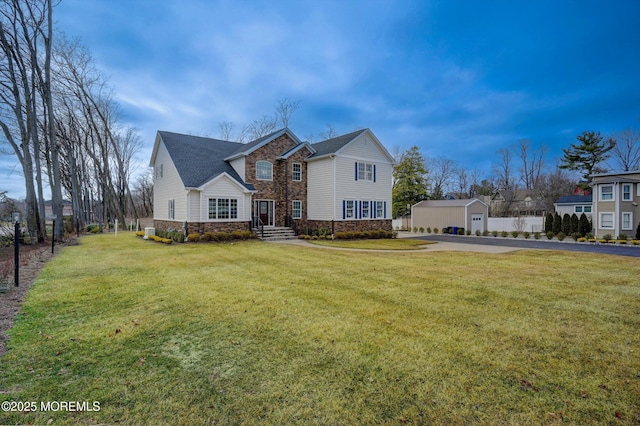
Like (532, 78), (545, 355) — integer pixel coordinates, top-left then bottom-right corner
(254, 226), (297, 241)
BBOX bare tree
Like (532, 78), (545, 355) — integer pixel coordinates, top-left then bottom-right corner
(218, 120), (234, 141)
(515, 139), (546, 190)
(428, 156), (456, 199)
(274, 97), (299, 128)
(319, 124), (337, 140)
(609, 128), (640, 172)
(240, 114), (277, 142)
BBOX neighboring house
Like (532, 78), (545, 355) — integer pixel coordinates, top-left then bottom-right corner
(411, 199), (488, 234)
(489, 189), (545, 217)
(149, 128), (394, 235)
(553, 194), (593, 218)
(590, 170), (640, 238)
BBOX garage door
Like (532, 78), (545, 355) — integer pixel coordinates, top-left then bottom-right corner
(471, 213), (484, 233)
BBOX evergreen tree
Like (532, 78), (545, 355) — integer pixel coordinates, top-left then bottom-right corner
(392, 146), (428, 218)
(544, 212), (554, 233)
(570, 213), (579, 235)
(559, 131), (615, 184)
(636, 222), (640, 240)
(579, 213), (591, 237)
(562, 214), (571, 235)
(552, 213), (562, 234)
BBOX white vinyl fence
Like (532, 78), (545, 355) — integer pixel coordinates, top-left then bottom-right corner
(487, 216), (544, 233)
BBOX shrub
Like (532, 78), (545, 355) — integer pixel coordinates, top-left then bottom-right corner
(413, 227), (418, 233)
(466, 230), (471, 235)
(475, 230), (481, 236)
(546, 231), (554, 240)
(585, 233), (594, 240)
(457, 228), (465, 235)
(562, 214), (571, 235)
(482, 230), (489, 236)
(553, 213), (562, 234)
(556, 232), (566, 241)
(636, 222), (640, 240)
(187, 233), (200, 242)
(523, 231), (530, 239)
(579, 213), (591, 237)
(602, 234), (613, 242)
(419, 227), (424, 233)
(135, 231), (145, 237)
(577, 237), (587, 243)
(426, 227), (431, 233)
(533, 232), (540, 240)
(433, 228), (439, 234)
(90, 226), (100, 234)
(631, 240), (640, 245)
(501, 231), (508, 238)
(617, 234), (628, 241)
(491, 230), (498, 237)
(618, 239), (627, 244)
(511, 231), (519, 238)
(571, 232), (581, 241)
(544, 212), (554, 233)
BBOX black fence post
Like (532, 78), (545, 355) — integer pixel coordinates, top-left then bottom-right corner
(14, 221), (19, 287)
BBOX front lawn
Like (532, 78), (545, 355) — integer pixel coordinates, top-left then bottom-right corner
(1, 234), (639, 424)
(307, 237), (431, 250)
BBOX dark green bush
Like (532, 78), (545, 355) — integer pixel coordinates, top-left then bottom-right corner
(556, 232), (566, 241)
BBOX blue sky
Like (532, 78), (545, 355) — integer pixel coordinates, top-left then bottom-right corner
(2, 0), (639, 198)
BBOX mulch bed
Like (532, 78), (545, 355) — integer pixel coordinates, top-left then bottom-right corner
(0, 238), (77, 356)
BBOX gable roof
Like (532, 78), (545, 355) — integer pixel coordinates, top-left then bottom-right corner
(154, 131), (254, 190)
(310, 129), (368, 157)
(555, 194), (593, 205)
(413, 199), (488, 208)
(224, 128), (306, 161)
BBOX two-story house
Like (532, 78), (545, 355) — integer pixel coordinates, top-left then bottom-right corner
(590, 170), (640, 237)
(149, 127), (394, 236)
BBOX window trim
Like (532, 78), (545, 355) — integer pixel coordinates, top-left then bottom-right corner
(256, 160), (273, 181)
(622, 184), (632, 201)
(575, 206), (583, 213)
(292, 200), (302, 219)
(345, 200), (355, 219)
(599, 212), (614, 229)
(622, 212), (633, 230)
(208, 197), (239, 220)
(600, 185), (614, 201)
(292, 162), (302, 182)
(362, 200), (370, 218)
(376, 201), (384, 219)
(168, 199), (175, 219)
(357, 162), (374, 181)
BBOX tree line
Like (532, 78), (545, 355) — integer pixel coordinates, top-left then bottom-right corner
(1, 0), (150, 243)
(393, 127), (639, 218)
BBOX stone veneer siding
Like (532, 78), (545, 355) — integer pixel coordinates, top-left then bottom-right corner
(154, 220), (251, 235)
(244, 134), (311, 228)
(305, 219), (392, 234)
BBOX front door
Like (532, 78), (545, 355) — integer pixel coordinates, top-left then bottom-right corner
(256, 200), (274, 227)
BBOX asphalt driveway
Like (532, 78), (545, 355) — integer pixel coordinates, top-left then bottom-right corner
(404, 233), (640, 258)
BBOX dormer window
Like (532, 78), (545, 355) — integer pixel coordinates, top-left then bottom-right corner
(256, 161), (273, 181)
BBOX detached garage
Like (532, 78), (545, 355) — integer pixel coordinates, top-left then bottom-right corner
(411, 199), (488, 234)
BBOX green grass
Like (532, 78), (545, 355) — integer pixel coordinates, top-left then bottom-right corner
(1, 233), (639, 425)
(308, 237), (432, 250)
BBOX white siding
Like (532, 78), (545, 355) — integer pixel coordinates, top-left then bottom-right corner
(229, 157), (245, 181)
(307, 157), (335, 220)
(340, 133), (392, 163)
(187, 190), (200, 222)
(153, 141), (187, 220)
(334, 156), (393, 220)
(198, 175), (251, 221)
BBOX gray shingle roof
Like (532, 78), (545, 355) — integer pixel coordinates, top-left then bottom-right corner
(310, 129), (368, 158)
(158, 131), (254, 190)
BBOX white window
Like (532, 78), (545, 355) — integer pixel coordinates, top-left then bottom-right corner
(600, 185), (613, 201)
(358, 162), (374, 181)
(208, 198), (238, 220)
(362, 201), (370, 218)
(168, 199), (175, 219)
(599, 212), (614, 229)
(376, 201), (384, 218)
(623, 184), (632, 201)
(292, 163), (302, 181)
(622, 212), (633, 230)
(256, 161), (273, 181)
(346, 200), (354, 219)
(292, 200), (302, 219)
